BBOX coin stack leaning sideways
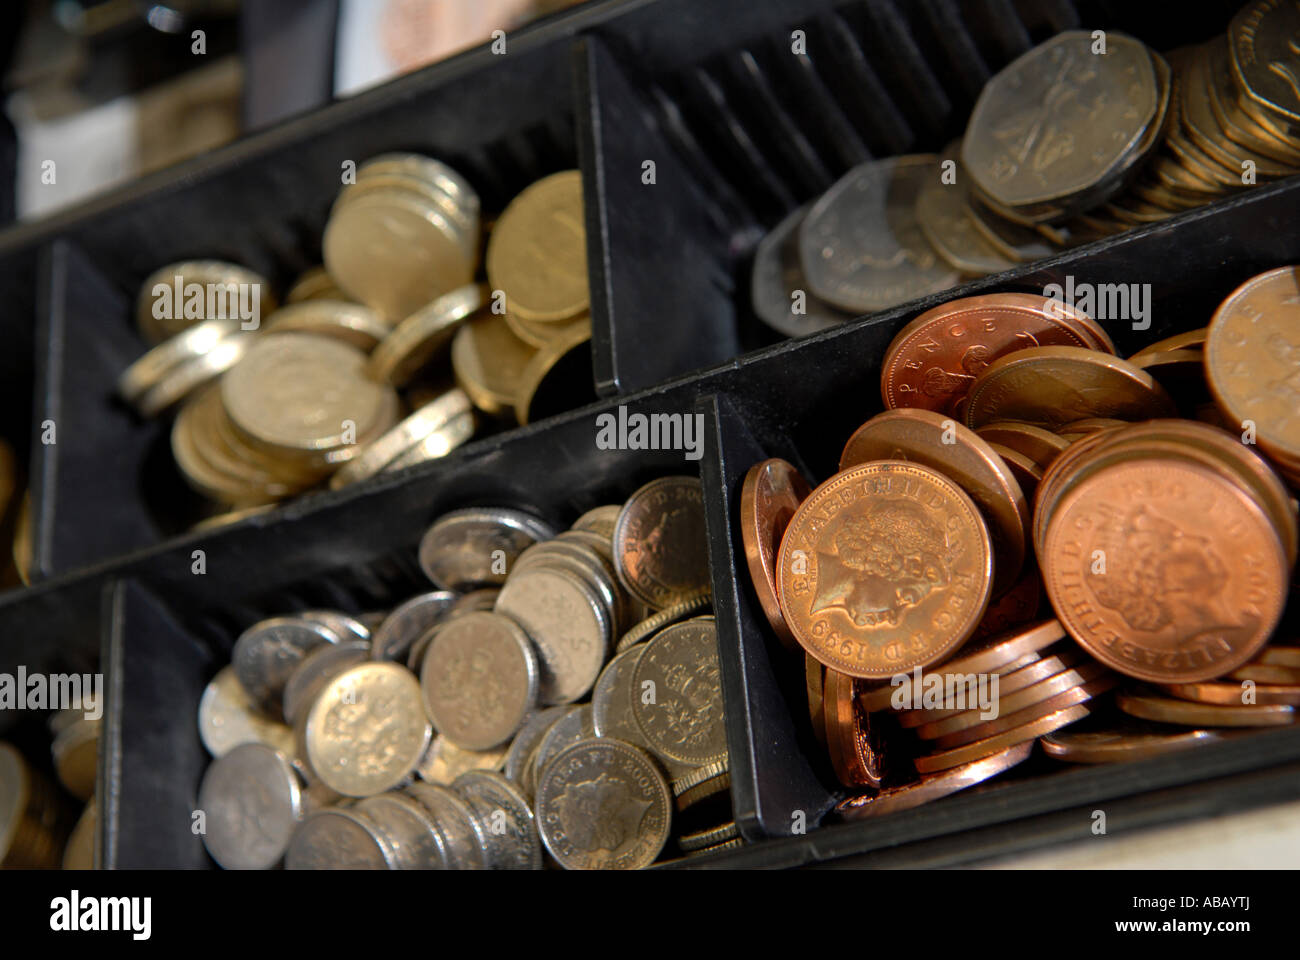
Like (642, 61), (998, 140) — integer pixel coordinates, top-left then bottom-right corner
(737, 284), (1299, 824)
(195, 476), (741, 869)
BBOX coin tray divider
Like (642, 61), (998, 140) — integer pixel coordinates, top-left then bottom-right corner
(582, 0), (1249, 392)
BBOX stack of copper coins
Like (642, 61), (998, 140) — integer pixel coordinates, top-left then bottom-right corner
(739, 280), (1300, 822)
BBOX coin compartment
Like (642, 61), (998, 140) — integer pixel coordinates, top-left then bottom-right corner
(584, 0), (1254, 394)
(17, 24), (584, 579)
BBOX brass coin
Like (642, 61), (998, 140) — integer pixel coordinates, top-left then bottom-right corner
(379, 412), (475, 475)
(136, 260), (272, 344)
(365, 284), (487, 387)
(486, 170), (589, 323)
(512, 319), (593, 426)
(263, 300), (390, 352)
(964, 346), (1177, 430)
(136, 332), (256, 419)
(451, 309), (536, 416)
(840, 409), (1028, 598)
(222, 333), (401, 467)
(330, 388), (473, 489)
(285, 266), (349, 304)
(323, 187), (475, 322)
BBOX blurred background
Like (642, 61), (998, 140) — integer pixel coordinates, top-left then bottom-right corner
(0, 0), (585, 224)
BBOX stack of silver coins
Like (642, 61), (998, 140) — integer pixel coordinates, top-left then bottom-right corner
(196, 476), (741, 869)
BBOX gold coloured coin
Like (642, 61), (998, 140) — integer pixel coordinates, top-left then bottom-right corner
(486, 170), (589, 323)
(365, 284), (487, 387)
(451, 310), (537, 416)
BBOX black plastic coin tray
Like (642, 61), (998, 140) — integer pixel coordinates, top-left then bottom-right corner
(0, 0), (1298, 869)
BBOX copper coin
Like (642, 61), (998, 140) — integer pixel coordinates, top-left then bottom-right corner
(835, 742), (1033, 821)
(895, 647), (1084, 726)
(1205, 266), (1300, 465)
(964, 346), (1177, 431)
(928, 672), (1118, 749)
(988, 443), (1042, 500)
(1040, 721), (1228, 763)
(1032, 429), (1122, 556)
(970, 568), (1043, 642)
(975, 421), (1069, 470)
(806, 654), (827, 745)
(1057, 418), (1130, 437)
(1130, 327), (1207, 357)
(880, 293), (1102, 416)
(777, 461), (993, 679)
(914, 704), (1091, 774)
(613, 476), (711, 610)
(1128, 349), (1210, 406)
(868, 651), (1040, 717)
(1256, 645), (1300, 668)
(740, 458), (811, 650)
(859, 618), (1066, 713)
(1042, 457), (1288, 682)
(1229, 663), (1300, 685)
(823, 668), (884, 788)
(1117, 691), (1296, 727)
(1039, 424), (1298, 570)
(1160, 680), (1300, 707)
(839, 409), (1028, 598)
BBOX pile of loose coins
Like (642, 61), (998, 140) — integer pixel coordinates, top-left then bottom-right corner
(739, 278), (1300, 824)
(0, 741), (80, 869)
(750, 3), (1300, 339)
(116, 159), (594, 521)
(196, 476), (742, 869)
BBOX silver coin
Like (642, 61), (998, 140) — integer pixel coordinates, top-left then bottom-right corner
(420, 611), (539, 750)
(571, 505), (622, 539)
(197, 666), (295, 758)
(370, 591), (457, 661)
(503, 706), (573, 795)
(915, 141), (1018, 277)
(197, 743), (304, 870)
(631, 619), (728, 767)
(452, 770), (543, 870)
(355, 792), (450, 869)
(495, 565), (611, 704)
(416, 735), (508, 785)
(591, 645), (649, 746)
(404, 782), (487, 869)
(799, 155), (958, 315)
(282, 640), (370, 727)
(298, 610), (371, 642)
(285, 807), (396, 869)
(751, 203), (854, 337)
(418, 507), (557, 591)
(515, 540), (624, 635)
(232, 617), (341, 718)
(534, 738), (672, 870)
(304, 662), (431, 797)
(530, 705), (593, 786)
(962, 30), (1158, 211)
